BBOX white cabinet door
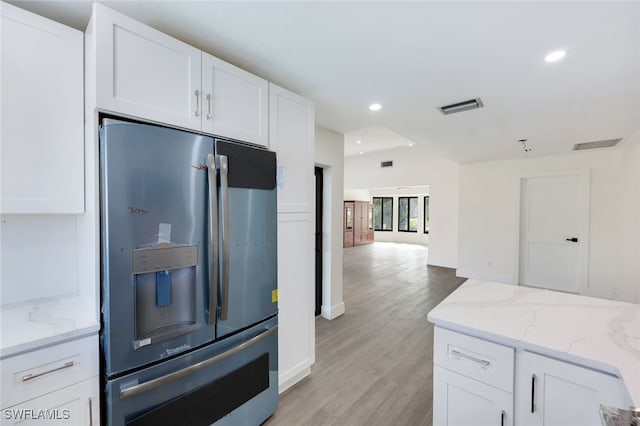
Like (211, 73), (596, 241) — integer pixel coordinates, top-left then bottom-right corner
(434, 365), (513, 426)
(1, 377), (99, 426)
(269, 83), (315, 213)
(93, 3), (202, 131)
(1, 2), (83, 213)
(277, 212), (315, 391)
(515, 351), (627, 426)
(201, 53), (268, 146)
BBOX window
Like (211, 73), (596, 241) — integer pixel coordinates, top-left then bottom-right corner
(424, 196), (430, 234)
(398, 197), (418, 232)
(373, 197), (393, 231)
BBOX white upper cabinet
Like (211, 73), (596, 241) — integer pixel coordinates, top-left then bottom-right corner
(89, 4), (269, 146)
(269, 83), (315, 213)
(202, 54), (268, 146)
(1, 2), (84, 214)
(92, 3), (202, 131)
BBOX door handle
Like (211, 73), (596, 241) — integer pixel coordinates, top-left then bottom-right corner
(207, 154), (218, 325)
(217, 155), (230, 321)
(566, 237), (579, 242)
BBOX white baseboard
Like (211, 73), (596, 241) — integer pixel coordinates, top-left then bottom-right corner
(321, 301), (345, 320)
(278, 361), (312, 394)
(456, 269), (514, 285)
(426, 258), (456, 269)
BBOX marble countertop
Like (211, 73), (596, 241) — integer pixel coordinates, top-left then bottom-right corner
(427, 279), (640, 406)
(0, 295), (100, 359)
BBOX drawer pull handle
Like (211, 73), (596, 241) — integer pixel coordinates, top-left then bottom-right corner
(21, 361), (74, 382)
(451, 349), (491, 368)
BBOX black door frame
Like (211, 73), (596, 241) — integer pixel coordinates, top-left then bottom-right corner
(314, 167), (323, 317)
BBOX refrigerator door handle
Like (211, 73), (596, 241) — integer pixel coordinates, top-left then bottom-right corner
(218, 154), (230, 321)
(207, 153), (218, 325)
(119, 325), (278, 400)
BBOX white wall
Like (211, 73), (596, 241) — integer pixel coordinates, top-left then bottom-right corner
(458, 134), (640, 303)
(315, 127), (345, 319)
(344, 145), (459, 268)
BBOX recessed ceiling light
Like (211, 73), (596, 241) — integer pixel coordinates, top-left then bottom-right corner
(545, 50), (566, 63)
(359, 151), (364, 155)
(409, 143), (415, 147)
(369, 103), (382, 111)
(356, 140), (362, 144)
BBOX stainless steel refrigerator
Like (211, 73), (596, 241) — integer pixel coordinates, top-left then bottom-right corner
(99, 119), (278, 425)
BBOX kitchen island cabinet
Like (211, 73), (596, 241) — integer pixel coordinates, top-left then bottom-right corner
(428, 279), (639, 426)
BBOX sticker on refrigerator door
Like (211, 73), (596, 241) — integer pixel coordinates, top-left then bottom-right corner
(272, 289), (278, 303)
(158, 223), (171, 244)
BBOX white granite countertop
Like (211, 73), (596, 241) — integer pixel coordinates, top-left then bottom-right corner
(0, 295), (100, 359)
(427, 279), (640, 407)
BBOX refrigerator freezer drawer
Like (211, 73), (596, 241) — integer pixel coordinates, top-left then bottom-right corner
(105, 316), (278, 426)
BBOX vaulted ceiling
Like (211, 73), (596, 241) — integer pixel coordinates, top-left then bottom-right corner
(8, 1), (640, 163)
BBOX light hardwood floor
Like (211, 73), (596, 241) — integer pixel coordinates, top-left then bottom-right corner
(265, 242), (465, 426)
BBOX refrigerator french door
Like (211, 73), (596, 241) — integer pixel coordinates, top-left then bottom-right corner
(99, 119), (278, 424)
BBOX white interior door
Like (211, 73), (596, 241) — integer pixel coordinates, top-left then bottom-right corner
(519, 172), (589, 293)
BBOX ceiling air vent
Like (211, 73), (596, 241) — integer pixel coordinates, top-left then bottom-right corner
(439, 98), (484, 115)
(573, 138), (621, 151)
(381, 161), (393, 168)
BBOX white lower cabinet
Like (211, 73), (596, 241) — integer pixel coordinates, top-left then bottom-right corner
(276, 212), (315, 391)
(515, 351), (627, 426)
(0, 334), (99, 426)
(433, 327), (629, 426)
(434, 366), (512, 426)
(433, 328), (514, 426)
(1, 377), (99, 426)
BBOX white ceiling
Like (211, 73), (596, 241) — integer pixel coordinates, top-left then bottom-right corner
(8, 1), (640, 163)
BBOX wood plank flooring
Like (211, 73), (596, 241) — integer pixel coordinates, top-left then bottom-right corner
(264, 242), (466, 426)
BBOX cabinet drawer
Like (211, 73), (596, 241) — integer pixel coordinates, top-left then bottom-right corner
(434, 327), (514, 393)
(1, 335), (98, 409)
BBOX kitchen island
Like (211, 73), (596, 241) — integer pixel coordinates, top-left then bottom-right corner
(428, 279), (639, 425)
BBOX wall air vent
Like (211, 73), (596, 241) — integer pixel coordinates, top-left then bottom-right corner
(381, 161), (393, 168)
(439, 98), (484, 115)
(573, 138), (621, 151)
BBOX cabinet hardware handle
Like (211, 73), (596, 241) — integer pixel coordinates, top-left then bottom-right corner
(88, 398), (93, 426)
(21, 361), (74, 382)
(451, 349), (491, 368)
(206, 93), (212, 120)
(194, 89), (200, 117)
(531, 374), (536, 413)
(501, 410), (505, 426)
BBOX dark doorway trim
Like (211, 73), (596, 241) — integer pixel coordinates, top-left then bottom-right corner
(314, 167), (324, 317)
